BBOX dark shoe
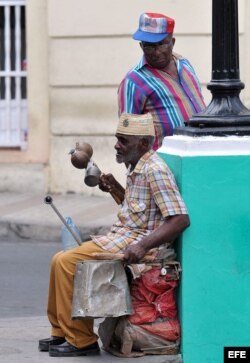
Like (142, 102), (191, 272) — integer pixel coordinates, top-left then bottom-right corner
(49, 341), (100, 357)
(38, 336), (66, 351)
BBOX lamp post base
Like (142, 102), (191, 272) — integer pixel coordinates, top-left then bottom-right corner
(174, 125), (250, 137)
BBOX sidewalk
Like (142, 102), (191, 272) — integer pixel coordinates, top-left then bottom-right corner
(0, 192), (182, 363)
(0, 316), (181, 363)
(0, 192), (120, 243)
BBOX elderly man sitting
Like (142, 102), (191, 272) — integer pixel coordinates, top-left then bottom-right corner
(39, 112), (190, 357)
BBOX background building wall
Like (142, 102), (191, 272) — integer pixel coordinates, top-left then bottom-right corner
(48, 0), (213, 196)
(0, 0), (249, 194)
(0, 0), (49, 192)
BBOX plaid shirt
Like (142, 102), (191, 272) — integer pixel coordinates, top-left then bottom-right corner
(91, 150), (188, 253)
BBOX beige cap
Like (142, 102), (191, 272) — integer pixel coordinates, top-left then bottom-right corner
(116, 113), (155, 136)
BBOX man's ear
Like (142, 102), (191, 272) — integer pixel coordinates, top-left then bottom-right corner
(172, 37), (176, 47)
(140, 137), (150, 150)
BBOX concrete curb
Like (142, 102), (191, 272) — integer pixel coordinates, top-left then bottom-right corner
(0, 192), (119, 242)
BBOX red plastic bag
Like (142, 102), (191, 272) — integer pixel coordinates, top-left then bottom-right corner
(130, 279), (156, 304)
(142, 268), (177, 295)
(153, 281), (177, 318)
(129, 267), (178, 325)
(128, 301), (157, 325)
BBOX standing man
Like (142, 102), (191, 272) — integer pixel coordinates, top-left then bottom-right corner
(39, 113), (190, 357)
(118, 12), (206, 150)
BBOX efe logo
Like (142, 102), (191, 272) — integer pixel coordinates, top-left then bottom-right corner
(224, 347), (250, 362)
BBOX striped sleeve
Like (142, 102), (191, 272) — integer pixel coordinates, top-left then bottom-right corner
(181, 58), (203, 93)
(118, 76), (146, 115)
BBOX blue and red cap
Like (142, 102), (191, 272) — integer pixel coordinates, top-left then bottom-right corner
(133, 12), (175, 43)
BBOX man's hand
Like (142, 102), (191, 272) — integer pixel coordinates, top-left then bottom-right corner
(99, 173), (115, 193)
(123, 243), (147, 264)
(123, 215), (190, 264)
(99, 173), (125, 204)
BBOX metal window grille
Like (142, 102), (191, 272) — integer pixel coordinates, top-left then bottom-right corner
(0, 0), (27, 149)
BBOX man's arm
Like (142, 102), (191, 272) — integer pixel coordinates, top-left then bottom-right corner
(99, 173), (125, 205)
(118, 77), (145, 115)
(123, 214), (190, 264)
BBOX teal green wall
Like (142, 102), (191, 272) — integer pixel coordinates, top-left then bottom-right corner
(158, 151), (250, 363)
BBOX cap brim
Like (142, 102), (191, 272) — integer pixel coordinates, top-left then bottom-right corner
(133, 29), (169, 43)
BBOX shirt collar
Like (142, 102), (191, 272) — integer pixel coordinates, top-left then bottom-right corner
(127, 150), (155, 176)
(136, 53), (182, 71)
(136, 55), (148, 70)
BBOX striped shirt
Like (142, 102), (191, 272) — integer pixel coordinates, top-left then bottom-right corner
(91, 150), (188, 253)
(118, 53), (206, 150)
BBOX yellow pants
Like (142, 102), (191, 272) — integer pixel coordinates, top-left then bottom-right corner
(47, 241), (105, 348)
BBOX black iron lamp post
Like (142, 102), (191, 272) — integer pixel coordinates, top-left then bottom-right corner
(175, 0), (250, 136)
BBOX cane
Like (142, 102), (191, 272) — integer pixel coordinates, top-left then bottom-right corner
(44, 195), (82, 246)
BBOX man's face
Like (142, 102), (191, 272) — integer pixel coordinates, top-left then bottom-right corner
(114, 134), (143, 166)
(140, 35), (175, 69)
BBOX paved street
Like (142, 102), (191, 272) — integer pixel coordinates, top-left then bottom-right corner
(0, 240), (59, 318)
(0, 239), (181, 363)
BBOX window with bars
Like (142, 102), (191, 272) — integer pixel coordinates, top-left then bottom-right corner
(0, 0), (27, 149)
